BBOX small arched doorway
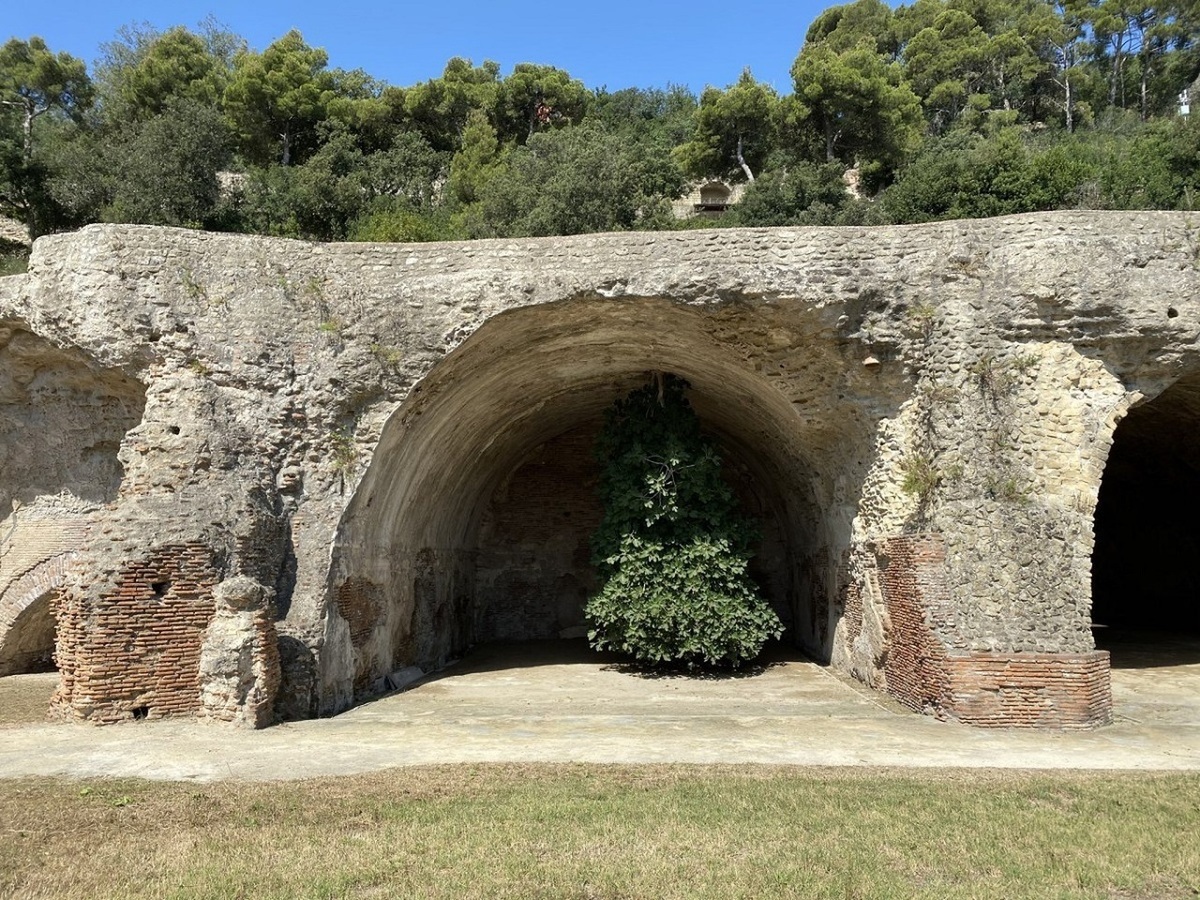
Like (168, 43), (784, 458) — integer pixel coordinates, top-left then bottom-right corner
(0, 591), (57, 675)
(0, 554), (73, 677)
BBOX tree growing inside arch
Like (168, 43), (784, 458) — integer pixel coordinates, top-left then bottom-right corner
(585, 374), (783, 669)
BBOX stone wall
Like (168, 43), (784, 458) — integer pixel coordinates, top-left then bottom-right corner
(0, 211), (1196, 728)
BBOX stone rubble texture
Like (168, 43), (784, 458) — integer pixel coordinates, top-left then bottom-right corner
(0, 211), (1195, 728)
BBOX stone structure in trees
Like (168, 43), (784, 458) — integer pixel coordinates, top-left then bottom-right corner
(0, 212), (1196, 728)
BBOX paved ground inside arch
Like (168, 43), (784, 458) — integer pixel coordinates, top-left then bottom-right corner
(1, 635), (1198, 782)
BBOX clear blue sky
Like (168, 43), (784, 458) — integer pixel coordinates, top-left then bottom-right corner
(5, 1), (830, 95)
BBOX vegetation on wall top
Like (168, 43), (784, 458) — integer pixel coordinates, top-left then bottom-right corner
(1, 0), (1197, 243)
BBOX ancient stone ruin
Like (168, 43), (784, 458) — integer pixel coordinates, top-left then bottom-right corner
(0, 212), (1196, 728)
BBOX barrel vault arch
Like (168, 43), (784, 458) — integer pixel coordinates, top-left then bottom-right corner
(321, 295), (890, 710)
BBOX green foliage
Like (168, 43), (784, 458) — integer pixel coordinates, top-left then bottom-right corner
(0, 36), (93, 236)
(328, 428), (358, 485)
(589, 85), (697, 147)
(492, 62), (591, 144)
(900, 452), (941, 498)
(585, 375), (783, 669)
(806, 0), (902, 55)
(467, 121), (683, 238)
(898, 0), (1057, 130)
(724, 162), (860, 226)
(349, 204), (462, 243)
(0, 37), (93, 150)
(234, 125), (443, 240)
(83, 100), (231, 227)
(236, 145), (364, 239)
(882, 126), (1099, 221)
(674, 69), (779, 181)
(985, 473), (1032, 503)
(0, 133), (77, 238)
(107, 27), (232, 121)
(0, 237), (28, 276)
(3, 5), (1196, 242)
(1101, 114), (1200, 208)
(403, 58), (501, 153)
(446, 109), (504, 205)
(223, 30), (332, 167)
(790, 38), (924, 180)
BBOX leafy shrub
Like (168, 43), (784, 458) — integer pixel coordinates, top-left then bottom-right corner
(881, 127), (1101, 223)
(349, 203), (462, 243)
(585, 374), (782, 668)
(724, 162), (850, 226)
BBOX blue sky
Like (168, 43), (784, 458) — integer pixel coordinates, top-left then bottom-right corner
(5, 1), (830, 95)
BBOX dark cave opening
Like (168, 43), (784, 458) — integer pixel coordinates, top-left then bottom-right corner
(1092, 375), (1200, 641)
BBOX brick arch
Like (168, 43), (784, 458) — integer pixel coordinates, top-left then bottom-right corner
(0, 552), (75, 675)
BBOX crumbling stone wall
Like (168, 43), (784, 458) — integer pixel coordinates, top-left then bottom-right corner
(1, 211), (1197, 729)
(0, 321), (145, 677)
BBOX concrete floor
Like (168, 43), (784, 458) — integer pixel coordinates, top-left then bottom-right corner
(1, 634), (1198, 781)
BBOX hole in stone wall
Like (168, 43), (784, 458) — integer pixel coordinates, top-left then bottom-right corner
(1093, 373), (1200, 667)
(168, 425), (180, 435)
(1168, 307), (1179, 318)
(151, 580), (170, 599)
(131, 705), (149, 720)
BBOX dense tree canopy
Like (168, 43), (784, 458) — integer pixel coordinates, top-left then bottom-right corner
(0, 1), (1196, 245)
(0, 37), (92, 235)
(223, 29), (339, 167)
(674, 69), (779, 181)
(109, 27), (231, 121)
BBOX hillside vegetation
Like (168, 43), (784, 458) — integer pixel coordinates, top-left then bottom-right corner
(1, 0), (1197, 243)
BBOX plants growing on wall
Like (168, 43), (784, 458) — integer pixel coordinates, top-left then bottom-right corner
(585, 373), (782, 669)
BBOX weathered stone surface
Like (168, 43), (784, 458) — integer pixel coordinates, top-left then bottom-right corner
(0, 211), (1196, 727)
(198, 576), (280, 728)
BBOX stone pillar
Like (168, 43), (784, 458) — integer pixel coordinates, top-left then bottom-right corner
(872, 533), (1112, 728)
(198, 576), (281, 728)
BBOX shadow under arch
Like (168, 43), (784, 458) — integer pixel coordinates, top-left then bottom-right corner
(328, 296), (883, 705)
(1092, 371), (1200, 668)
(0, 553), (74, 676)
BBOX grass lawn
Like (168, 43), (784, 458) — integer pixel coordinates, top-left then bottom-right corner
(0, 238), (28, 277)
(1, 765), (1197, 899)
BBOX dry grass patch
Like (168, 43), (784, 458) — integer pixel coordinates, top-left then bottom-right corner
(0, 674), (56, 727)
(0, 765), (1197, 899)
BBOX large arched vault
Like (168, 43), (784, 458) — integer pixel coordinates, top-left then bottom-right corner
(328, 296), (892, 710)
